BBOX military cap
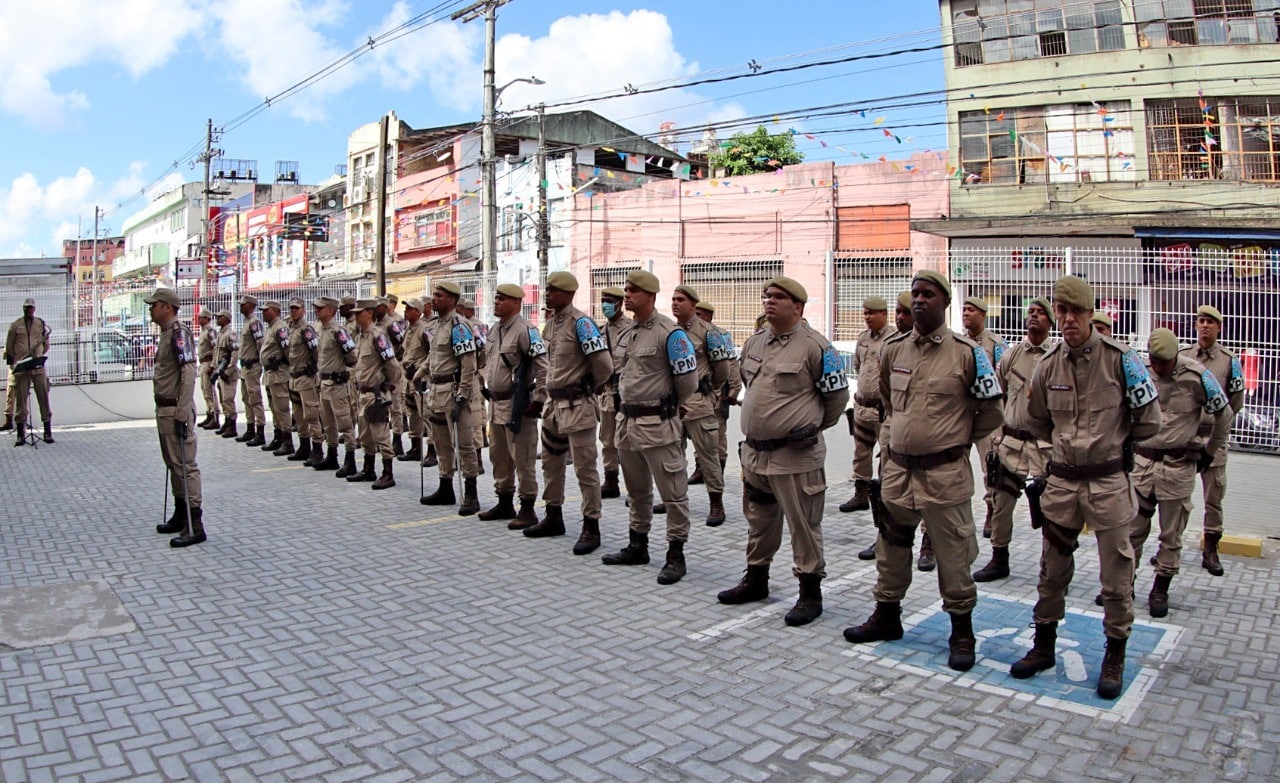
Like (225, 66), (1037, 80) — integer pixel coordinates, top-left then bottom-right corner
(239, 294), (258, 306)
(695, 301), (715, 314)
(1148, 328), (1179, 360)
(340, 295), (357, 307)
(963, 296), (988, 313)
(546, 270), (579, 292)
(912, 269), (952, 299)
(375, 296), (389, 306)
(602, 286), (625, 299)
(897, 291), (912, 309)
(387, 293), (400, 304)
(626, 270), (660, 293)
(674, 284), (701, 304)
(357, 298), (379, 311)
(458, 299), (475, 309)
(435, 281), (461, 297)
(1196, 304), (1223, 324)
(314, 296), (339, 309)
(143, 288), (180, 306)
(1027, 296), (1055, 325)
(496, 283), (524, 300)
(215, 309), (231, 319)
(404, 297), (423, 311)
(197, 310), (212, 320)
(22, 297), (35, 307)
(1053, 275), (1093, 310)
(764, 276), (808, 303)
(1089, 311), (1113, 329)
(288, 297), (305, 308)
(863, 295), (888, 312)
(261, 300), (282, 312)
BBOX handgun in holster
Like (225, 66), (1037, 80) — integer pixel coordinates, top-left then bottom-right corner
(844, 408), (856, 436)
(984, 447), (1000, 490)
(1122, 437), (1135, 473)
(718, 381), (732, 419)
(867, 478), (889, 540)
(659, 391), (679, 420)
(786, 423), (820, 450)
(1025, 476), (1075, 554)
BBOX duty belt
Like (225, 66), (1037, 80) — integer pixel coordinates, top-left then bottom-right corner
(290, 367), (315, 379)
(431, 373), (459, 384)
(154, 395), (178, 407)
(888, 445), (968, 470)
(621, 403), (671, 419)
(240, 358), (258, 368)
(321, 372), (349, 382)
(854, 393), (881, 407)
(548, 386), (589, 400)
(489, 390), (514, 401)
(1002, 425), (1038, 442)
(744, 435), (792, 452)
(1047, 457), (1125, 480)
(1134, 444), (1196, 462)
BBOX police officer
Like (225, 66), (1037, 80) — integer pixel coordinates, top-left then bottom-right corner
(340, 295), (360, 435)
(671, 284), (731, 526)
(717, 277), (849, 625)
(1180, 305), (1245, 576)
(283, 298), (322, 462)
(417, 296), (440, 469)
(1008, 274), (1162, 699)
(5, 297), (53, 445)
(211, 310), (240, 438)
(973, 297), (1055, 583)
(196, 310), (219, 430)
(236, 294), (267, 446)
(599, 286), (632, 500)
(458, 298), (488, 475)
(257, 301), (291, 454)
(419, 282), (483, 515)
(348, 299), (403, 488)
(840, 296), (894, 514)
(524, 271), (614, 544)
(144, 287), (205, 548)
(844, 270), (1004, 672)
(398, 298), (430, 464)
(1130, 328), (1231, 617)
(478, 284), (549, 528)
(314, 296), (359, 477)
(602, 270), (696, 583)
(963, 297), (1008, 538)
(1090, 311), (1115, 339)
(377, 296), (410, 458)
(693, 303), (741, 475)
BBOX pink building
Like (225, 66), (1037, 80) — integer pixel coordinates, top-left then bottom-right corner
(568, 154), (948, 344)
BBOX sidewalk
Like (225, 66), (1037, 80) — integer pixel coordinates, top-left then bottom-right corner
(0, 416), (1276, 782)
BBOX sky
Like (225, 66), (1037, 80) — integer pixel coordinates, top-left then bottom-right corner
(0, 0), (947, 258)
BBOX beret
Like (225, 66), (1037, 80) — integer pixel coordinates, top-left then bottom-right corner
(626, 270), (660, 294)
(435, 281), (461, 296)
(912, 269), (951, 299)
(340, 295), (357, 307)
(143, 288), (180, 306)
(197, 310), (212, 319)
(239, 294), (258, 306)
(22, 297), (35, 307)
(674, 284), (700, 304)
(1027, 296), (1055, 325)
(288, 297), (305, 308)
(1148, 328), (1179, 360)
(261, 300), (282, 311)
(963, 296), (988, 313)
(404, 298), (423, 311)
(1196, 304), (1223, 324)
(764, 276), (807, 303)
(694, 301), (715, 314)
(215, 309), (231, 319)
(496, 283), (525, 299)
(1053, 275), (1093, 310)
(897, 291), (912, 309)
(546, 271), (579, 292)
(314, 296), (339, 309)
(458, 299), (475, 309)
(863, 296), (888, 311)
(1089, 311), (1113, 329)
(357, 298), (379, 311)
(386, 294), (399, 303)
(602, 287), (625, 299)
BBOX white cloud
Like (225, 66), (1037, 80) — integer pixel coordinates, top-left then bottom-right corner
(371, 1), (480, 112)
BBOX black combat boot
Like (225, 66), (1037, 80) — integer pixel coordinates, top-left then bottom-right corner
(917, 531), (936, 571)
(706, 492), (726, 527)
(857, 539), (877, 561)
(524, 504), (565, 537)
(200, 412), (220, 430)
(169, 508), (206, 548)
(573, 517), (601, 555)
(0, 413), (12, 431)
(245, 423), (266, 447)
(601, 469), (621, 499)
(420, 477), (456, 505)
(220, 416), (238, 438)
(235, 421), (254, 442)
(421, 443), (438, 468)
(391, 433), (404, 458)
(972, 546), (1010, 582)
(785, 573), (823, 626)
(156, 502), (188, 534)
(476, 449), (485, 475)
(843, 601), (904, 644)
(508, 496), (539, 530)
(316, 444), (342, 471)
(261, 428), (282, 451)
(1202, 532), (1225, 576)
(399, 436), (422, 462)
(195, 410), (213, 429)
(287, 436), (313, 462)
(839, 480), (871, 513)
(717, 565), (770, 604)
(948, 611), (977, 671)
(1010, 622), (1057, 679)
(656, 540), (686, 585)
(1148, 574), (1172, 618)
(372, 458), (395, 490)
(477, 492), (517, 521)
(42, 421), (54, 444)
(1096, 636), (1127, 699)
(458, 477), (480, 516)
(334, 450), (358, 479)
(347, 454), (376, 482)
(602, 531), (650, 565)
(688, 466), (705, 485)
(14, 421), (25, 446)
(272, 432), (295, 457)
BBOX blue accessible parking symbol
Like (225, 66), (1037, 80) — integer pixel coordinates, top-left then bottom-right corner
(843, 595), (1181, 721)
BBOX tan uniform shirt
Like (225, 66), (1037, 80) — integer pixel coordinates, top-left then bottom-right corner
(286, 317), (319, 384)
(426, 310), (479, 400)
(544, 304), (614, 398)
(401, 317), (430, 384)
(214, 324), (240, 380)
(260, 317), (290, 376)
(197, 324), (217, 364)
(1134, 355), (1231, 498)
(970, 327), (1009, 369)
(678, 316), (730, 420)
(1026, 330), (1163, 530)
(153, 319), (197, 417)
(316, 318), (357, 375)
(740, 321), (850, 475)
(5, 315), (49, 367)
(718, 326), (743, 403)
(240, 314), (263, 365)
(353, 325), (403, 393)
(615, 310), (699, 448)
(601, 314), (634, 411)
(1181, 340), (1244, 465)
(853, 325), (893, 404)
(995, 337), (1054, 474)
(484, 314), (549, 421)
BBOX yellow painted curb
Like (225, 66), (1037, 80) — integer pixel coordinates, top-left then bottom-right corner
(1204, 534), (1263, 558)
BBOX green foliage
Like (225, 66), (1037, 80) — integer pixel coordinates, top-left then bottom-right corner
(707, 126), (804, 176)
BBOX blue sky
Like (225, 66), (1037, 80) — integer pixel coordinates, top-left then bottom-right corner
(0, 0), (947, 258)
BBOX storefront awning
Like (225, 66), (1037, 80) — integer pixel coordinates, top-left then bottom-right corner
(1134, 227), (1280, 242)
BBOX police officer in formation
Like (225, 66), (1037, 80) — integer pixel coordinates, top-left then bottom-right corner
(349, 299), (403, 488)
(972, 297), (1055, 583)
(211, 310), (240, 437)
(257, 301), (292, 454)
(962, 296), (1008, 540)
(419, 282), (483, 515)
(692, 302), (741, 476)
(236, 294), (267, 447)
(398, 298), (430, 464)
(196, 310), (219, 431)
(457, 298), (489, 476)
(598, 286), (631, 500)
(717, 276), (848, 625)
(284, 298), (322, 462)
(314, 296), (359, 477)
(1128, 328), (1231, 618)
(840, 296), (893, 514)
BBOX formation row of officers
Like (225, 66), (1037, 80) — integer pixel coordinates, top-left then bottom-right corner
(144, 267), (1243, 701)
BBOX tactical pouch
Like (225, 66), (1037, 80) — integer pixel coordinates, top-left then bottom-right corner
(366, 398), (391, 424)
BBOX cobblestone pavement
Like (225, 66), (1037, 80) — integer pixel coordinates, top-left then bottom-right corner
(1, 417), (1277, 782)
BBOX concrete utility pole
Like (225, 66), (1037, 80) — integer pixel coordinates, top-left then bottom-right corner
(196, 118), (224, 292)
(536, 103), (548, 280)
(376, 113), (389, 296)
(91, 207), (100, 330)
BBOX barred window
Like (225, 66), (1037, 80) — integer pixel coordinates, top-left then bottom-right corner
(953, 0), (1126, 67)
(960, 102), (1135, 185)
(1136, 0), (1279, 47)
(832, 257), (913, 342)
(1147, 96), (1280, 181)
(682, 260), (782, 346)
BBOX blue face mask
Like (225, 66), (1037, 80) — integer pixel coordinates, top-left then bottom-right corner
(602, 302), (618, 319)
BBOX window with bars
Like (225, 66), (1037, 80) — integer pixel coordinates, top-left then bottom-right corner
(499, 207), (525, 252)
(832, 257), (914, 341)
(952, 0), (1126, 66)
(1147, 96), (1280, 181)
(682, 260), (782, 345)
(1136, 0), (1280, 47)
(960, 102), (1135, 185)
(406, 208), (452, 250)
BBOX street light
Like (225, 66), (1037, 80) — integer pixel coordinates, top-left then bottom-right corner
(482, 75), (543, 281)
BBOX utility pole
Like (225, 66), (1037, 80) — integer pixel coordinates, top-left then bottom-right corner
(375, 113), (389, 296)
(91, 207), (100, 330)
(74, 218), (82, 329)
(195, 119), (224, 292)
(535, 103), (548, 281)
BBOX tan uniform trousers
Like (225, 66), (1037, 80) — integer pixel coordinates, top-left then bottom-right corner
(429, 389), (479, 478)
(1034, 521), (1134, 639)
(976, 430), (997, 517)
(157, 410), (202, 507)
(619, 437), (689, 542)
(490, 418), (538, 498)
(264, 376), (291, 432)
(684, 414), (724, 493)
(1199, 460), (1227, 535)
(289, 379), (322, 439)
(989, 437), (1050, 548)
(716, 411), (730, 463)
(405, 381), (425, 440)
(743, 466), (826, 577)
(240, 363), (265, 426)
(471, 393), (486, 449)
(200, 365), (217, 415)
(217, 373), (238, 418)
(320, 379), (355, 447)
(358, 393), (393, 458)
(875, 498), (979, 614)
(347, 378), (359, 438)
(387, 381), (405, 435)
(1131, 495), (1193, 578)
(541, 416), (602, 519)
(13, 369), (51, 424)
(851, 404), (882, 482)
(600, 396), (620, 472)
(4, 380), (14, 417)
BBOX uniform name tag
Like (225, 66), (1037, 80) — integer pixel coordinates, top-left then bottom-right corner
(1049, 384), (1073, 391)
(892, 365), (912, 375)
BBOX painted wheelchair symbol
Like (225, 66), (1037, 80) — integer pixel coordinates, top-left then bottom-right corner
(974, 626), (1088, 682)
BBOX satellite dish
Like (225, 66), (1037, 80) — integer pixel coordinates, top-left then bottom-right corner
(327, 199), (337, 208)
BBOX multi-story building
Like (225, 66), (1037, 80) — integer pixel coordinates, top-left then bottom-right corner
(63, 237), (124, 284)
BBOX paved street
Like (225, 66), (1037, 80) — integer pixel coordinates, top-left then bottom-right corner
(1, 415), (1277, 782)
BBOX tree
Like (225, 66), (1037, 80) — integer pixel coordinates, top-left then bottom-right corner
(708, 126), (804, 176)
